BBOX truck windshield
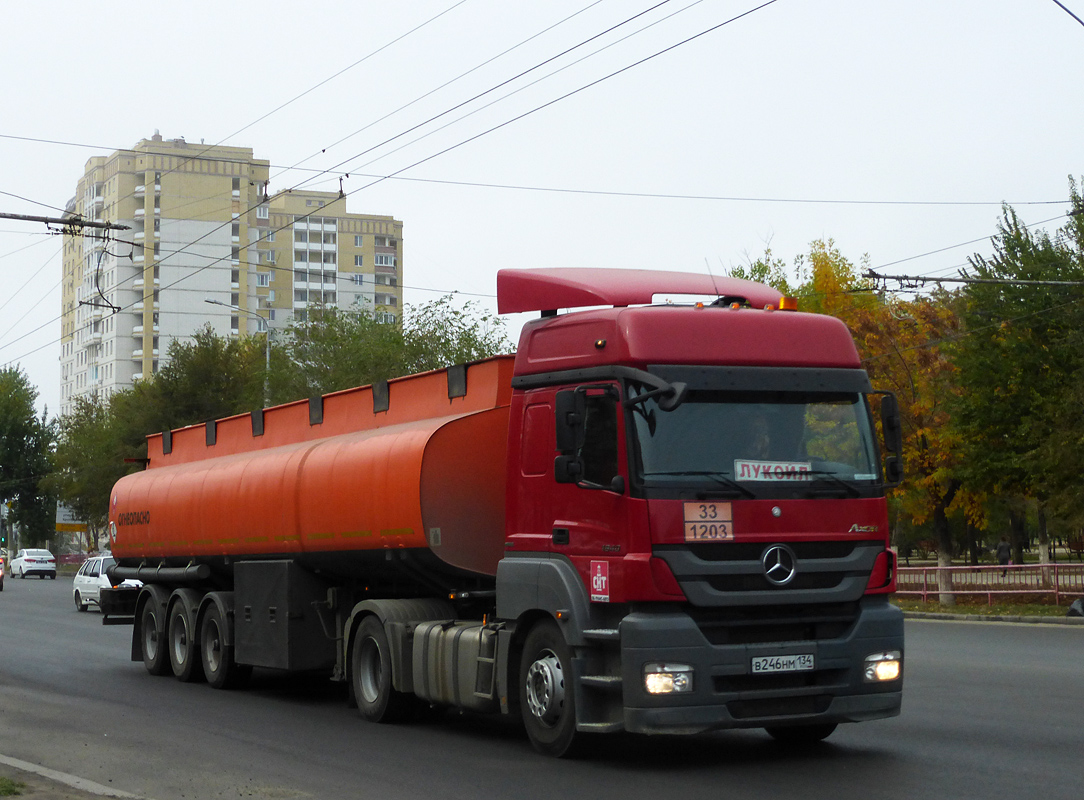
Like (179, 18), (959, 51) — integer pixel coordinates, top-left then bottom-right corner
(628, 388), (879, 497)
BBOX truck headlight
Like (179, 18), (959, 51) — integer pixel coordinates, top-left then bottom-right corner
(864, 651), (901, 682)
(643, 662), (693, 694)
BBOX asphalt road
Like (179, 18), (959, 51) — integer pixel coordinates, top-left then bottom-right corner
(2, 575), (1082, 800)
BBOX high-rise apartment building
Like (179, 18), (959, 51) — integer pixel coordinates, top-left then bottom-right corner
(60, 133), (403, 416)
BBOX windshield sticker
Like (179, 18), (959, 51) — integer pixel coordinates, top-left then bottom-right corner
(735, 460), (812, 482)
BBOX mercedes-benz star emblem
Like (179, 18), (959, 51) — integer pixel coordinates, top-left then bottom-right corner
(761, 544), (797, 586)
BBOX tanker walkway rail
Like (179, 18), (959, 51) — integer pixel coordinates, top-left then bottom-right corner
(896, 563), (1084, 605)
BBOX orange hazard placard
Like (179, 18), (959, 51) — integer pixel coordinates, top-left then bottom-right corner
(683, 501), (734, 542)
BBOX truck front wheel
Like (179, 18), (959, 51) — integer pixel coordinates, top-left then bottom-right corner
(520, 619), (579, 757)
(352, 616), (411, 723)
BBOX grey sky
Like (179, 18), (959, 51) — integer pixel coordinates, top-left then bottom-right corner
(2, 0), (1081, 415)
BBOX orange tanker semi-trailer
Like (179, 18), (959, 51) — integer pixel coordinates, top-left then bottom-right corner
(102, 267), (904, 758)
(106, 357), (513, 688)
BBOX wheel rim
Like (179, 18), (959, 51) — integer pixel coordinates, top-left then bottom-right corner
(525, 649), (565, 727)
(171, 612), (189, 666)
(203, 617), (222, 674)
(356, 637), (382, 704)
(143, 608), (159, 660)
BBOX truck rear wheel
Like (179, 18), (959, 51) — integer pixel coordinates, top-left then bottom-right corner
(140, 598), (170, 675)
(200, 603), (250, 690)
(352, 616), (411, 723)
(168, 598), (203, 683)
(765, 723), (837, 744)
(520, 619), (579, 757)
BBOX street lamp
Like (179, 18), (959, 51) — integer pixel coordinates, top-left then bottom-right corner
(205, 298), (271, 406)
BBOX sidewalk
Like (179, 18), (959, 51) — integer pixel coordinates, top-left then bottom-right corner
(902, 610), (1084, 625)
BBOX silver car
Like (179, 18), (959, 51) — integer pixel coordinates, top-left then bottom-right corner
(73, 554), (139, 611)
(10, 549), (56, 579)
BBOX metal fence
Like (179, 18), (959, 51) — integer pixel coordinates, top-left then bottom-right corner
(896, 563), (1084, 605)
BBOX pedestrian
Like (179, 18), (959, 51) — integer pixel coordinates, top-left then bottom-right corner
(996, 535), (1011, 577)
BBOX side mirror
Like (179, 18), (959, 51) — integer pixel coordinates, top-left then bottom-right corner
(555, 390), (587, 453)
(554, 454), (584, 484)
(880, 393), (903, 455)
(884, 456), (903, 486)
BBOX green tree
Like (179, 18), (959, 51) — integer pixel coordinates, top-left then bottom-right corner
(46, 397), (123, 545)
(403, 296), (512, 372)
(50, 329), (267, 533)
(949, 181), (1084, 564)
(274, 297), (513, 399)
(0, 367), (55, 548)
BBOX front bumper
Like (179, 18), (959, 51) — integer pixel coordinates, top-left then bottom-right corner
(619, 598), (903, 735)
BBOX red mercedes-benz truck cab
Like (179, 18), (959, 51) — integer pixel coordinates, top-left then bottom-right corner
(496, 268), (903, 750)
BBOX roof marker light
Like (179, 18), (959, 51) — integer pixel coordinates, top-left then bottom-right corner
(779, 296), (799, 311)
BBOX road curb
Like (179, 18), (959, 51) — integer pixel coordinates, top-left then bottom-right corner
(0, 754), (146, 799)
(903, 611), (1084, 625)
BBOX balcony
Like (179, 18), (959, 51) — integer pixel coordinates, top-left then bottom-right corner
(134, 184), (145, 196)
(134, 208), (145, 217)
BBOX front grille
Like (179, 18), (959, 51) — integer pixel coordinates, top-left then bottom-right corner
(686, 540), (858, 562)
(688, 602), (859, 645)
(706, 571), (842, 593)
(654, 540), (882, 608)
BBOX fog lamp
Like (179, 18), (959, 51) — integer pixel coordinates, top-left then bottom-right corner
(863, 651), (902, 682)
(643, 662), (693, 694)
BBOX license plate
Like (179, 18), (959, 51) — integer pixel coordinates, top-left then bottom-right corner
(751, 654), (815, 674)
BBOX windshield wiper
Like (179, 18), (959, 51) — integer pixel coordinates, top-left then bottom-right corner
(806, 470), (862, 498)
(650, 471), (756, 499)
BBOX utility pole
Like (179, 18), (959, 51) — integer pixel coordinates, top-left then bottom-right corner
(0, 211), (129, 233)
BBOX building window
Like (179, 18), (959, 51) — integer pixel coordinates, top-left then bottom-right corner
(374, 254), (395, 267)
(256, 205), (269, 219)
(295, 250), (308, 263)
(231, 247), (240, 264)
(323, 252), (336, 264)
(294, 230), (307, 243)
(354, 255), (364, 267)
(257, 272), (271, 288)
(351, 274), (366, 286)
(267, 230), (275, 242)
(354, 235), (363, 247)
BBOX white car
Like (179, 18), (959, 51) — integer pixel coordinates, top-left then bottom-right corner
(73, 554), (139, 611)
(10, 549), (56, 579)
